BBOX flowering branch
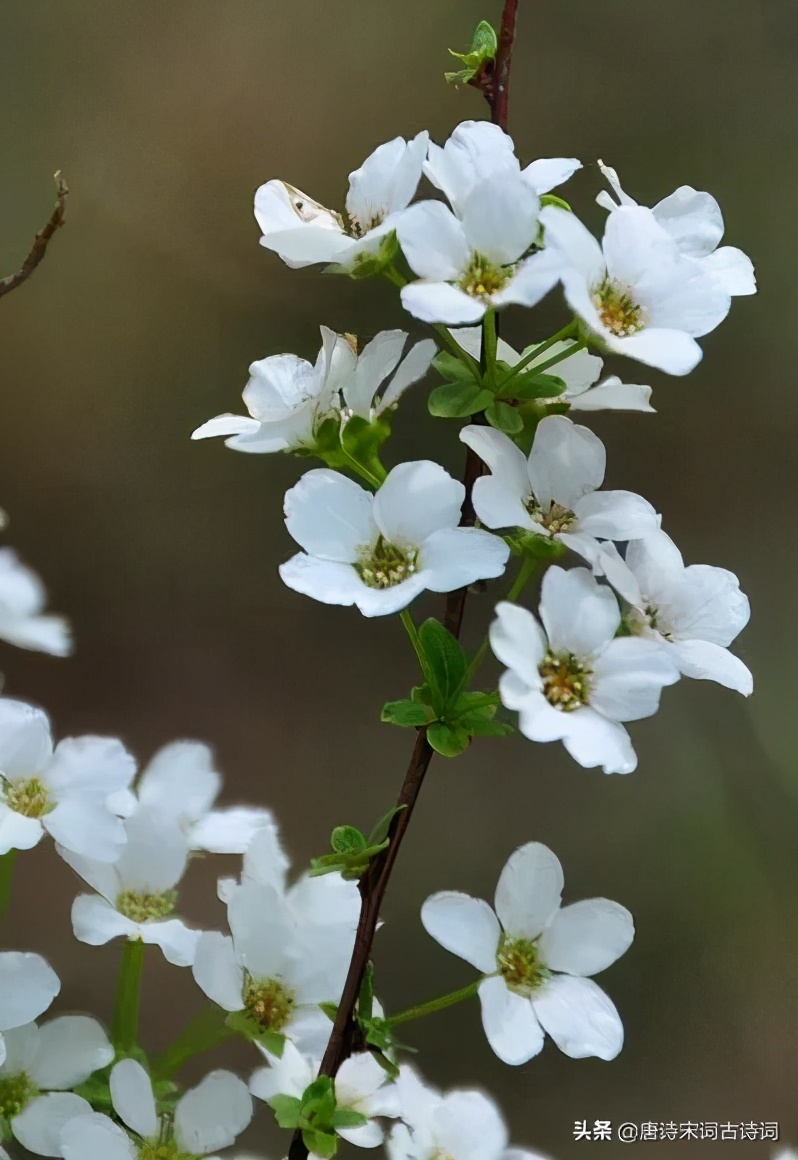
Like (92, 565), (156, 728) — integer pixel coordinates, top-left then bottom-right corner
(0, 172), (68, 300)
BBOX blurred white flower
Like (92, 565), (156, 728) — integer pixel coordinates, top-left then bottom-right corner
(251, 1041), (399, 1149)
(460, 416), (659, 595)
(0, 549), (71, 657)
(255, 132), (429, 270)
(422, 841), (634, 1065)
(491, 568), (679, 774)
(279, 461), (509, 617)
(60, 811), (199, 967)
(59, 1059), (252, 1160)
(194, 839), (359, 1056)
(133, 741), (273, 854)
(614, 529), (752, 695)
(0, 699), (136, 860)
(341, 331), (437, 421)
(0, 953), (60, 1071)
(597, 161), (756, 297)
(2, 1017), (113, 1153)
(192, 326), (353, 454)
(387, 1067), (550, 1160)
(397, 175), (560, 325)
(540, 203), (731, 375)
(424, 119), (580, 216)
(454, 328), (654, 412)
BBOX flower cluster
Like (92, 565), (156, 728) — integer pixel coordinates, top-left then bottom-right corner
(0, 20), (757, 1160)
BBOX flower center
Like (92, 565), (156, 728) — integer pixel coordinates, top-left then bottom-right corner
(356, 535), (418, 590)
(539, 650), (592, 711)
(496, 933), (550, 997)
(116, 890), (178, 923)
(348, 210), (384, 237)
(459, 253), (511, 299)
(525, 498), (576, 535)
(0, 1072), (38, 1119)
(0, 775), (53, 818)
(138, 1141), (195, 1160)
(593, 279), (646, 337)
(243, 975), (296, 1033)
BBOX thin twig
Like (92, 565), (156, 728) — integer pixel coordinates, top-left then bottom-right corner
(0, 172), (68, 300)
(288, 8), (522, 1156)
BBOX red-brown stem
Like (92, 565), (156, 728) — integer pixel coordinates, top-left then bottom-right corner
(0, 173), (68, 300)
(288, 7), (521, 1157)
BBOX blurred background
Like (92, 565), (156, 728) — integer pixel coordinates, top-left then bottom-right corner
(1, 1), (796, 1156)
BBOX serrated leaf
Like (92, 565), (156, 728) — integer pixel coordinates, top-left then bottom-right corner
(486, 400), (523, 434)
(330, 825), (367, 854)
(381, 699), (433, 727)
(368, 804), (406, 847)
(268, 1094), (302, 1128)
(428, 722), (471, 757)
(418, 619), (468, 709)
(429, 380), (494, 418)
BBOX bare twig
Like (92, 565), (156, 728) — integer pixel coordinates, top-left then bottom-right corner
(288, 8), (522, 1156)
(0, 172), (68, 300)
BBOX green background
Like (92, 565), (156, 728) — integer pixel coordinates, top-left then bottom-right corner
(1, 1), (796, 1156)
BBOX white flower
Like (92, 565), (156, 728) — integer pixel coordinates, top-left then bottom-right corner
(396, 174), (562, 325)
(597, 161), (756, 297)
(0, 549), (71, 657)
(255, 132), (429, 271)
(460, 416), (659, 594)
(387, 1068), (549, 1160)
(59, 1059), (253, 1160)
(0, 700), (136, 860)
(2, 1017), (113, 1153)
(616, 529), (752, 695)
(0, 952), (60, 1069)
(424, 119), (581, 217)
(251, 1042), (399, 1149)
(60, 811), (200, 967)
(491, 568), (680, 774)
(341, 331), (437, 421)
(193, 848), (359, 1056)
(192, 326), (353, 454)
(279, 461), (510, 617)
(540, 203), (732, 375)
(421, 841), (634, 1065)
(454, 327), (654, 412)
(133, 741), (273, 854)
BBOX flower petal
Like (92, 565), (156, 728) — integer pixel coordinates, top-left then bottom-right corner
(60, 1113), (136, 1160)
(420, 892), (500, 973)
(532, 975), (624, 1060)
(192, 932), (244, 1012)
(396, 202), (469, 281)
(284, 470), (374, 562)
(459, 425), (530, 496)
(522, 157), (582, 195)
(420, 527), (510, 592)
(174, 1071), (253, 1154)
(490, 602), (547, 689)
(607, 328), (702, 376)
(12, 1093), (92, 1157)
(670, 640), (752, 695)
(461, 177), (540, 266)
(189, 807), (274, 855)
(435, 1089), (509, 1160)
(477, 977), (543, 1065)
(556, 707), (638, 775)
(373, 461), (464, 546)
(140, 919), (199, 968)
(191, 413), (261, 442)
(0, 953), (60, 1031)
(0, 804), (43, 856)
(573, 490), (659, 541)
(539, 205), (605, 287)
(539, 899), (634, 977)
(539, 566), (619, 658)
(110, 1059), (157, 1138)
(32, 1017), (114, 1090)
(0, 699), (52, 778)
(591, 637), (680, 722)
(494, 842), (564, 939)
(568, 376), (654, 412)
(71, 895), (137, 946)
(344, 331), (407, 419)
(44, 800), (126, 863)
(528, 416), (606, 510)
(400, 281), (485, 325)
(378, 339), (438, 414)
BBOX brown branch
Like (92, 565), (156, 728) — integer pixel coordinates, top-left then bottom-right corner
(288, 7), (522, 1157)
(0, 172), (68, 300)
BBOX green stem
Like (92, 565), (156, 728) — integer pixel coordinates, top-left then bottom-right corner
(499, 321), (580, 387)
(388, 979), (480, 1027)
(152, 1005), (235, 1080)
(482, 310), (498, 387)
(112, 938), (146, 1052)
(400, 609), (425, 672)
(0, 850), (17, 914)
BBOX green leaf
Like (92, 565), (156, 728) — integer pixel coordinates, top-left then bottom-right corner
(410, 683), (435, 705)
(459, 714), (514, 738)
(367, 804), (406, 846)
(319, 1001), (339, 1022)
(340, 230), (399, 279)
(429, 380), (494, 418)
(418, 619), (468, 709)
(268, 1094), (302, 1128)
(73, 1074), (114, 1110)
(486, 400), (523, 435)
(498, 372), (567, 401)
(432, 351), (475, 382)
(341, 414), (391, 463)
(428, 722), (471, 757)
(445, 19), (498, 83)
(381, 699), (434, 728)
(540, 193), (572, 212)
(303, 1129), (338, 1158)
(330, 825), (367, 855)
(331, 1108), (369, 1130)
